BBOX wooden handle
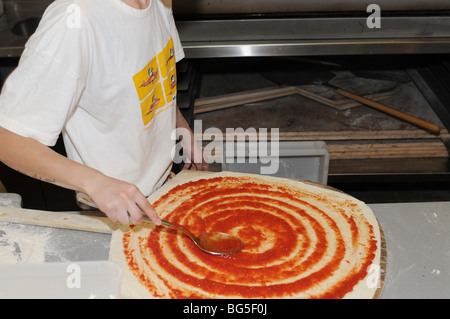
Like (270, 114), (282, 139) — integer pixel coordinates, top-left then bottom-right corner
(0, 206), (118, 234)
(335, 88), (441, 134)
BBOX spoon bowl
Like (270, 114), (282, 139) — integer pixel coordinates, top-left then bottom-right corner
(160, 219), (244, 255)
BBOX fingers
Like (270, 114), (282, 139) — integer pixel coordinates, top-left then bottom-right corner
(88, 180), (161, 226)
(122, 195), (161, 226)
(135, 196), (161, 226)
(198, 161), (210, 171)
(183, 161), (210, 171)
(113, 206), (131, 225)
(126, 202), (142, 225)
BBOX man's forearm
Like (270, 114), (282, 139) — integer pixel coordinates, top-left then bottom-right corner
(175, 105), (191, 130)
(175, 106), (209, 170)
(0, 126), (103, 194)
(0, 126), (161, 224)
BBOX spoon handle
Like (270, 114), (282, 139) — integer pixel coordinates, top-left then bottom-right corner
(76, 192), (197, 240)
(159, 219), (197, 241)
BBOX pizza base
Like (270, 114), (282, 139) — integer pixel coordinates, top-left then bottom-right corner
(110, 171), (381, 299)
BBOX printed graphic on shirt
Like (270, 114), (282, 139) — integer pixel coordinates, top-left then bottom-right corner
(163, 68), (177, 103)
(157, 38), (176, 79)
(133, 57), (160, 101)
(140, 83), (165, 126)
(133, 38), (177, 128)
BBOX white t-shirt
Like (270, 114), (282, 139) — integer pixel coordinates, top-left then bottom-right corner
(0, 0), (185, 196)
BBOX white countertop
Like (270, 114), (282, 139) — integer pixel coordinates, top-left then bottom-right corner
(369, 201), (450, 299)
(0, 199), (449, 299)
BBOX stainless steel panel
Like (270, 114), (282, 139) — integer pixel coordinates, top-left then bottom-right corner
(177, 16), (450, 57)
(1, 0), (450, 57)
(177, 17), (450, 42)
(181, 39), (450, 58)
(174, 0), (450, 15)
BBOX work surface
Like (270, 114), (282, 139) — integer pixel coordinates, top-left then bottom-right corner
(0, 201), (449, 299)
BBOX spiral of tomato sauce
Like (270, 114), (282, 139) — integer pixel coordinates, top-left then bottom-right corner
(122, 176), (378, 298)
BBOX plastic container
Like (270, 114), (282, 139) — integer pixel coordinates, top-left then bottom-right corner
(0, 261), (122, 299)
(221, 140), (329, 184)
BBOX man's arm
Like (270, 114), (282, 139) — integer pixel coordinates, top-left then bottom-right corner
(0, 126), (161, 225)
(175, 106), (209, 171)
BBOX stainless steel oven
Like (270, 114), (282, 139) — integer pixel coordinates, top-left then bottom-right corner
(173, 0), (450, 58)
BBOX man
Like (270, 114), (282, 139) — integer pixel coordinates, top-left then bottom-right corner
(0, 0), (208, 225)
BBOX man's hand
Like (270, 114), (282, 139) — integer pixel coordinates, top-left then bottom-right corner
(85, 176), (161, 225)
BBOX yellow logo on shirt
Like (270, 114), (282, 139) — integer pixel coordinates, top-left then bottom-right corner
(157, 38), (176, 78)
(133, 57), (160, 101)
(140, 83), (164, 126)
(163, 68), (177, 103)
(133, 38), (177, 128)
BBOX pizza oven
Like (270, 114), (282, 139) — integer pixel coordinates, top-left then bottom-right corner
(172, 0), (450, 192)
(0, 0), (449, 209)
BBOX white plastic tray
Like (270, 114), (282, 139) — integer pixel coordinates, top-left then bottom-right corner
(222, 140), (329, 184)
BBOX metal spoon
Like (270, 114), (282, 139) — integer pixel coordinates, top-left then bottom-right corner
(76, 192), (244, 255)
(158, 219), (244, 255)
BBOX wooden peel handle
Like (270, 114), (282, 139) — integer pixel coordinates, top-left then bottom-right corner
(0, 206), (116, 233)
(335, 88), (441, 134)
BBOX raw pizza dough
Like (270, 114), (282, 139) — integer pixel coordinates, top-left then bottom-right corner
(110, 171), (381, 299)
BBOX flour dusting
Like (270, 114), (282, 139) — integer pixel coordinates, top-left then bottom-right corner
(0, 222), (52, 264)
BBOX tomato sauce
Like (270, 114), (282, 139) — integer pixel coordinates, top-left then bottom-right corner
(122, 176), (379, 298)
(198, 232), (243, 254)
